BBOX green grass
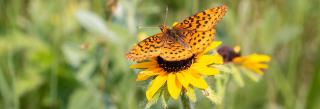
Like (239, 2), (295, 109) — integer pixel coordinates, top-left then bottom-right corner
(0, 0), (319, 109)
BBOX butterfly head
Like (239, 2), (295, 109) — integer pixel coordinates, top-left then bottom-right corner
(159, 24), (169, 33)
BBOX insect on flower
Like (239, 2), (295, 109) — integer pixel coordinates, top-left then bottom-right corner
(130, 41), (224, 101)
(127, 5), (227, 62)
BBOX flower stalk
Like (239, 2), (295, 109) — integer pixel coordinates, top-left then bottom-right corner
(181, 91), (192, 109)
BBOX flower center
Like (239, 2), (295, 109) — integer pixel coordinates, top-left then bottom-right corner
(156, 55), (195, 73)
(217, 46), (241, 62)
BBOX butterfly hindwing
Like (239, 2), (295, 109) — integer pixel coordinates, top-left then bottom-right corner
(127, 5), (227, 62)
(160, 38), (193, 61)
(126, 33), (164, 62)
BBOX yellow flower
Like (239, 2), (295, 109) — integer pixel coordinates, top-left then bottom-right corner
(218, 46), (271, 75)
(232, 54), (271, 75)
(130, 41), (223, 101)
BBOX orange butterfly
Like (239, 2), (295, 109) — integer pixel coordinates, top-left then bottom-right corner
(127, 5), (227, 62)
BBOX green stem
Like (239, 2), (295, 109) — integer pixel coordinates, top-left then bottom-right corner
(181, 91), (192, 109)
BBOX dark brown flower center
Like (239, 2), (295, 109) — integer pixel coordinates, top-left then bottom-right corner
(156, 55), (195, 73)
(217, 46), (241, 62)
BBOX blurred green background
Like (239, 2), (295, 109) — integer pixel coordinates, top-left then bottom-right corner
(0, 0), (319, 109)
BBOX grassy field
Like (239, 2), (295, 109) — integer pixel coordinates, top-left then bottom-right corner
(0, 0), (320, 109)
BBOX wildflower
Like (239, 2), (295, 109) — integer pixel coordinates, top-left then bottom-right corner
(130, 41), (223, 101)
(218, 45), (271, 75)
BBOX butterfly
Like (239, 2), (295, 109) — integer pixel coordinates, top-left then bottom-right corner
(127, 5), (227, 62)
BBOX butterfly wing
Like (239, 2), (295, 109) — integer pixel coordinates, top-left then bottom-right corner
(173, 5), (227, 31)
(159, 38), (193, 61)
(126, 33), (164, 62)
(183, 29), (215, 53)
(172, 5), (227, 54)
(127, 5), (227, 62)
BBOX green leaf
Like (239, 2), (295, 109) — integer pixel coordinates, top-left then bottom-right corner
(76, 59), (97, 82)
(15, 72), (43, 97)
(76, 10), (120, 44)
(62, 43), (88, 68)
(0, 68), (13, 109)
(67, 88), (103, 109)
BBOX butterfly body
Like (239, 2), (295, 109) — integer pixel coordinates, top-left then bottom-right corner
(127, 5), (227, 62)
(160, 25), (192, 50)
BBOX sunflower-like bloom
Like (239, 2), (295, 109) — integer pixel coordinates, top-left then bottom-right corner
(218, 45), (271, 75)
(232, 54), (271, 75)
(130, 41), (223, 100)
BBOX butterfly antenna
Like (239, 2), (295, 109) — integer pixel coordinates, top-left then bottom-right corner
(163, 6), (168, 25)
(138, 26), (158, 29)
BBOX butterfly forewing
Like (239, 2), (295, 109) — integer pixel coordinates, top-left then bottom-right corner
(173, 5), (227, 31)
(127, 5), (227, 62)
(187, 29), (216, 53)
(126, 33), (164, 62)
(171, 5), (227, 54)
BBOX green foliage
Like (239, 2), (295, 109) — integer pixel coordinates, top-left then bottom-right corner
(0, 0), (319, 109)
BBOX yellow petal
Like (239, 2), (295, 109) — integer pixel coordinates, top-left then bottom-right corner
(191, 67), (220, 76)
(190, 63), (203, 68)
(182, 72), (193, 84)
(136, 70), (164, 81)
(176, 72), (189, 88)
(172, 22), (179, 26)
(233, 54), (270, 75)
(232, 57), (245, 64)
(183, 71), (208, 89)
(241, 62), (266, 75)
(197, 54), (223, 65)
(252, 63), (269, 69)
(146, 74), (168, 101)
(249, 67), (264, 75)
(185, 87), (196, 102)
(130, 61), (157, 69)
(167, 73), (182, 99)
(203, 41), (222, 54)
(247, 54), (271, 62)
